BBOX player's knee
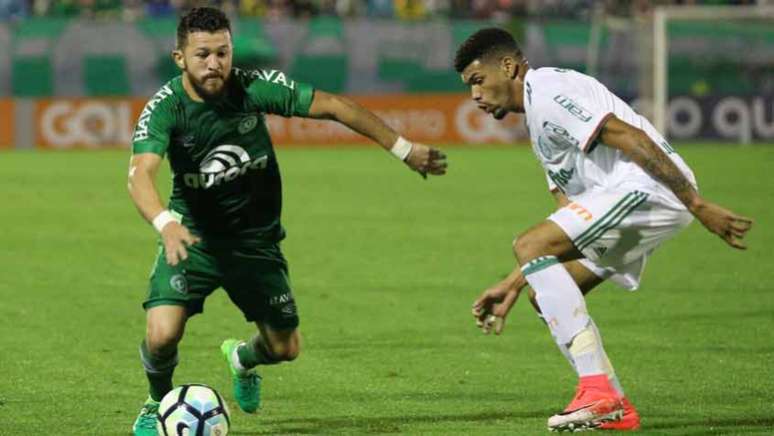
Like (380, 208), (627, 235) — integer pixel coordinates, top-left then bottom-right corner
(512, 232), (545, 264)
(513, 229), (565, 264)
(146, 324), (183, 354)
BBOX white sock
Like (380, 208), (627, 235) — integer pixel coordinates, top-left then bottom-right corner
(589, 319), (625, 396)
(557, 342), (577, 371)
(568, 325), (607, 377)
(521, 256), (590, 345)
(543, 312), (625, 395)
(232, 344), (247, 374)
(538, 313), (578, 372)
(522, 256), (624, 386)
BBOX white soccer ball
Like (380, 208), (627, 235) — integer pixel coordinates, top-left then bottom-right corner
(157, 384), (230, 436)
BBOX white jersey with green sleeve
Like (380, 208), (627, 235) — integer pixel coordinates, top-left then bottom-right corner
(523, 68), (697, 207)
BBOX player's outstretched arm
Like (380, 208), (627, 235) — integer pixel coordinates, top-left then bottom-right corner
(306, 90), (447, 177)
(128, 153), (200, 266)
(600, 116), (753, 249)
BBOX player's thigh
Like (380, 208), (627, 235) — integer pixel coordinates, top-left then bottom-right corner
(221, 245), (299, 332)
(513, 220), (584, 264)
(548, 190), (650, 264)
(552, 189), (691, 269)
(526, 260), (604, 313)
(145, 241), (222, 319)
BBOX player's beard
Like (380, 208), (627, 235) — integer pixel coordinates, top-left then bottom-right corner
(190, 72), (228, 101)
(492, 107), (508, 120)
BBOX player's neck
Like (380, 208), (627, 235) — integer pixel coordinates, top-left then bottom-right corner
(511, 65), (530, 113)
(182, 74), (205, 103)
(511, 83), (525, 113)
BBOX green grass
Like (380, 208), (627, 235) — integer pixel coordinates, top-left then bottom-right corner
(0, 145), (772, 435)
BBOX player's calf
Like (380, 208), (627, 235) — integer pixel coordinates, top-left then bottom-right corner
(262, 337), (300, 362)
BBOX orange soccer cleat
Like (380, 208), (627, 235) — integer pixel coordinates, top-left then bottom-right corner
(599, 396), (640, 431)
(547, 374), (624, 432)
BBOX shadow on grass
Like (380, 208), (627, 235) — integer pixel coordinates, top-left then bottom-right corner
(229, 409), (552, 434)
(648, 415), (774, 433)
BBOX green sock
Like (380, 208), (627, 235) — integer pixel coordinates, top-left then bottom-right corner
(236, 335), (278, 370)
(139, 340), (178, 402)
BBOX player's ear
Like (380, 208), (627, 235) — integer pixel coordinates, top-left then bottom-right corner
(172, 50), (185, 70)
(501, 56), (517, 80)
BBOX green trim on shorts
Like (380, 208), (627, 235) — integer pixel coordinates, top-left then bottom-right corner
(573, 192), (639, 248)
(143, 298), (190, 310)
(574, 191), (649, 252)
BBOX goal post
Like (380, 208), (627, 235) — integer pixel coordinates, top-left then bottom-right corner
(652, 4), (774, 143)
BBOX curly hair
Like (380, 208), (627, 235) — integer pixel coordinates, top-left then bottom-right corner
(454, 27), (522, 73)
(177, 7), (232, 49)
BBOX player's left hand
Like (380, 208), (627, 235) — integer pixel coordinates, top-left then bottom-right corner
(472, 284), (520, 335)
(404, 143), (447, 178)
(691, 199), (753, 249)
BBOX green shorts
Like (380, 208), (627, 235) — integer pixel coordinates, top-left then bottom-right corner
(144, 240), (299, 330)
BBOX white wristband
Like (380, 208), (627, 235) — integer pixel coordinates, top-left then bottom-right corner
(390, 136), (413, 161)
(152, 210), (176, 233)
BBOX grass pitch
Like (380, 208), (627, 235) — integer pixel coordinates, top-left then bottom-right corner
(0, 144), (772, 435)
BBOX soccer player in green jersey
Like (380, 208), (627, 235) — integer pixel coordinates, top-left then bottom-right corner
(128, 7), (447, 435)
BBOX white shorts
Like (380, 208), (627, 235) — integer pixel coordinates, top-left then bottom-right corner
(548, 189), (693, 290)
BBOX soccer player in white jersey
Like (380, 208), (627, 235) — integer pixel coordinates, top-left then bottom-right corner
(455, 28), (753, 432)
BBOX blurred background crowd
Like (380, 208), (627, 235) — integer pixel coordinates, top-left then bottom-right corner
(0, 0), (761, 21)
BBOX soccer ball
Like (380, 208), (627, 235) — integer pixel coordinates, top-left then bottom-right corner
(157, 384), (230, 436)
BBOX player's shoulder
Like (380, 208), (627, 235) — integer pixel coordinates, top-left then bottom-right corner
(525, 68), (572, 118)
(231, 67), (296, 90)
(141, 76), (183, 113)
(526, 67), (595, 96)
(133, 78), (182, 141)
(525, 68), (604, 115)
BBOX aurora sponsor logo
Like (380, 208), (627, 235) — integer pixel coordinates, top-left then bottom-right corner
(183, 144), (268, 189)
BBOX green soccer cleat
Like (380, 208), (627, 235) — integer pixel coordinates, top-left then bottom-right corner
(221, 338), (261, 413)
(132, 397), (159, 436)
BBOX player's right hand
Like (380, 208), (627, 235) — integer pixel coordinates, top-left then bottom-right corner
(690, 199), (753, 250)
(160, 222), (201, 266)
(472, 284), (520, 335)
(404, 143), (447, 178)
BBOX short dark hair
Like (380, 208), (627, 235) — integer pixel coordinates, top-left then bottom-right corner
(177, 7), (231, 49)
(454, 27), (522, 73)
